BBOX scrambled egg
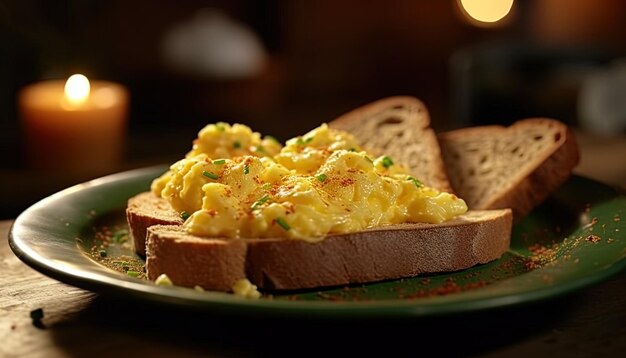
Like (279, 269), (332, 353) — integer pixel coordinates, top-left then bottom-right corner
(152, 122), (468, 242)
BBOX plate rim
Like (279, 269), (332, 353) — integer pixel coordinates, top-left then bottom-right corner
(8, 166), (626, 318)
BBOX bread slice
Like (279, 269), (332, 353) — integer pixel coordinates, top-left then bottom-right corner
(329, 96), (453, 192)
(145, 209), (512, 291)
(126, 192), (183, 256)
(438, 119), (579, 221)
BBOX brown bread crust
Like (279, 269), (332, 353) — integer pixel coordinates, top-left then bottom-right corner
(329, 96), (453, 192)
(145, 209), (512, 292)
(439, 119), (579, 221)
(126, 192), (183, 256)
(145, 226), (247, 291)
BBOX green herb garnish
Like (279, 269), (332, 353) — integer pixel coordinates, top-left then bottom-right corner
(316, 173), (327, 182)
(255, 146), (266, 153)
(408, 176), (423, 189)
(112, 230), (128, 243)
(365, 156), (373, 163)
(349, 147), (357, 152)
(233, 140), (241, 149)
(297, 136), (313, 145)
(213, 159), (226, 164)
(276, 217), (290, 231)
(382, 156), (394, 168)
(127, 270), (140, 277)
(215, 123), (226, 132)
(243, 165), (249, 174)
(181, 211), (191, 220)
(99, 250), (107, 258)
(262, 183), (272, 191)
(203, 171), (219, 180)
(251, 195), (270, 210)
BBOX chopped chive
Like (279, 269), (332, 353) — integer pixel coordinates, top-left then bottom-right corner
(122, 265), (130, 272)
(349, 147), (357, 152)
(408, 176), (423, 188)
(276, 217), (290, 231)
(316, 173), (327, 182)
(243, 165), (249, 174)
(99, 249), (107, 258)
(181, 211), (191, 220)
(233, 140), (241, 149)
(203, 171), (219, 180)
(251, 195), (270, 210)
(215, 123), (225, 132)
(255, 146), (265, 153)
(262, 183), (271, 191)
(297, 137), (313, 145)
(382, 156), (394, 168)
(113, 230), (128, 243)
(213, 159), (226, 164)
(127, 270), (140, 277)
(365, 156), (373, 163)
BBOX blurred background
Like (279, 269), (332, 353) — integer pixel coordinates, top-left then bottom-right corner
(1, 0), (625, 218)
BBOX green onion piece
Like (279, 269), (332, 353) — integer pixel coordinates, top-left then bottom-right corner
(365, 156), (373, 163)
(262, 183), (271, 191)
(316, 173), (327, 182)
(349, 147), (357, 152)
(216, 123), (226, 132)
(243, 165), (249, 174)
(251, 195), (270, 210)
(99, 250), (107, 258)
(276, 217), (291, 231)
(127, 270), (140, 277)
(304, 136), (313, 143)
(113, 230), (128, 243)
(408, 176), (423, 188)
(296, 138), (304, 145)
(213, 159), (226, 164)
(181, 211), (191, 220)
(233, 140), (241, 149)
(382, 156), (394, 168)
(203, 171), (219, 180)
(255, 146), (265, 153)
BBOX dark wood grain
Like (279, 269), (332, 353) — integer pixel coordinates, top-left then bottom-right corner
(3, 219), (626, 357)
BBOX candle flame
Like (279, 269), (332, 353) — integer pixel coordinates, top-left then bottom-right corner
(459, 0), (514, 24)
(64, 74), (90, 105)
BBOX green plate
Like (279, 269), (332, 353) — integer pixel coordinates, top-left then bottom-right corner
(8, 166), (626, 318)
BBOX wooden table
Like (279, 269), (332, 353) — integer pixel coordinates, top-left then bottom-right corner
(2, 219), (625, 357)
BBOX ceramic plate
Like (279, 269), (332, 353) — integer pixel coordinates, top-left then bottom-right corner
(8, 166), (626, 318)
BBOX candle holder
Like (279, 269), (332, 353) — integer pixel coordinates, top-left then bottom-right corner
(19, 75), (129, 179)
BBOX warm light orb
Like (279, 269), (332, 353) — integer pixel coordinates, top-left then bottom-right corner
(459, 0), (514, 23)
(64, 74), (90, 105)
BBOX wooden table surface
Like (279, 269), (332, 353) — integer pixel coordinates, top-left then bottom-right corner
(2, 131), (625, 357)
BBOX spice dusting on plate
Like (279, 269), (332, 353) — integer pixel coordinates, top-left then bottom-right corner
(87, 222), (146, 278)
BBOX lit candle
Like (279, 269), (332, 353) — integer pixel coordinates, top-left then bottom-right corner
(19, 74), (129, 178)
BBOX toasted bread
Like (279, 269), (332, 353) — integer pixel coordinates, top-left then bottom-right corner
(329, 96), (453, 192)
(146, 209), (512, 291)
(126, 192), (183, 256)
(438, 118), (580, 221)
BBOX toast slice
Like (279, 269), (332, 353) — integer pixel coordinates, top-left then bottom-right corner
(329, 96), (453, 192)
(438, 119), (579, 221)
(145, 209), (512, 291)
(126, 192), (183, 256)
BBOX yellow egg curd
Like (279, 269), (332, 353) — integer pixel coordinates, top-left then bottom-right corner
(151, 122), (468, 242)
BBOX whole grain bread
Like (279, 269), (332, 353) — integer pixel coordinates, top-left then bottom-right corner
(329, 96), (453, 192)
(145, 209), (512, 291)
(438, 118), (579, 221)
(126, 192), (183, 256)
